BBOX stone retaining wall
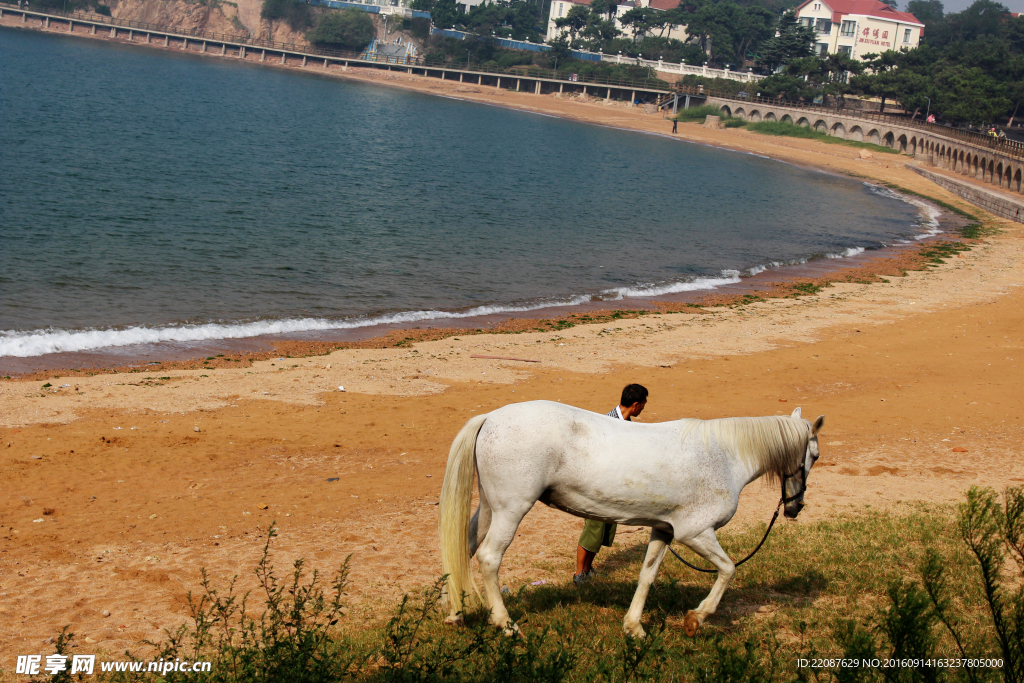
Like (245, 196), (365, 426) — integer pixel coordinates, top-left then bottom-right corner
(908, 165), (1024, 224)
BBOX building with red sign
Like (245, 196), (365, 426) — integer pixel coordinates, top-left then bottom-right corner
(793, 0), (923, 61)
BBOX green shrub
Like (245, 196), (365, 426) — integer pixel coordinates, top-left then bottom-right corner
(674, 104), (726, 122)
(834, 487), (1024, 683)
(746, 120), (901, 154)
(260, 0), (313, 31)
(399, 16), (431, 42)
(307, 9), (376, 51)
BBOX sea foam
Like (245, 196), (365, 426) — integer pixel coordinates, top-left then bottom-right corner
(0, 296), (593, 358)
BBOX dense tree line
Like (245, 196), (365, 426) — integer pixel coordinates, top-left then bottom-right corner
(756, 0), (1024, 126)
(261, 0), (376, 50)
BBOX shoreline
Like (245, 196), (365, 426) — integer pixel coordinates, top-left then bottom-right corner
(1, 21), (992, 374)
(0, 228), (973, 378)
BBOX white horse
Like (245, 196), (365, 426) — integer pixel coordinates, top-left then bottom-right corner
(439, 400), (824, 637)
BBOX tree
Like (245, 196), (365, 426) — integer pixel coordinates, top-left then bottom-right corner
(757, 11), (815, 72)
(261, 0), (312, 31)
(554, 3), (591, 42)
(905, 0), (944, 27)
(307, 9), (376, 51)
(618, 6), (658, 41)
(430, 0), (461, 29)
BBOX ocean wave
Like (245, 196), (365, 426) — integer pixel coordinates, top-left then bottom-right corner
(826, 246), (866, 259)
(864, 183), (943, 240)
(600, 271), (742, 299)
(0, 296), (594, 358)
(0, 270), (756, 357)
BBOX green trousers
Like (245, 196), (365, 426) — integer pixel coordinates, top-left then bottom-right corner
(578, 518), (617, 553)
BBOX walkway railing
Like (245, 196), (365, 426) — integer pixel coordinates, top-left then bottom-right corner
(685, 85), (1024, 160)
(3, 3), (672, 92)
(600, 54), (765, 82)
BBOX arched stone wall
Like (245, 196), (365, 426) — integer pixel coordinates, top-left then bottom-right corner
(703, 96), (1023, 196)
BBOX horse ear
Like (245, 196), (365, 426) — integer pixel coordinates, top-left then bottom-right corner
(790, 407), (802, 419)
(812, 415), (824, 435)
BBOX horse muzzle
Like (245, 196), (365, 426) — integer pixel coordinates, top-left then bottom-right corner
(784, 500), (805, 519)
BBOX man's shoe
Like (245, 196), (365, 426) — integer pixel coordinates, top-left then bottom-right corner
(573, 571), (593, 585)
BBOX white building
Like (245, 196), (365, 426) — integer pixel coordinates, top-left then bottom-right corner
(546, 0), (687, 44)
(793, 0), (923, 61)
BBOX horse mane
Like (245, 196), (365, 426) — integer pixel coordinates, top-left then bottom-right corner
(678, 416), (809, 485)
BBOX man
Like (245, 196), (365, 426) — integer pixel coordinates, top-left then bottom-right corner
(573, 383), (648, 584)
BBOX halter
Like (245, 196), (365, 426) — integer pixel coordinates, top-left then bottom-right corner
(668, 458), (811, 573)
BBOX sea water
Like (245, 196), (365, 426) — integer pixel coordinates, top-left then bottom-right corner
(0, 28), (927, 359)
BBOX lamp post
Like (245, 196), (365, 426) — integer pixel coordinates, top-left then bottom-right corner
(924, 96), (931, 121)
(466, 48), (470, 69)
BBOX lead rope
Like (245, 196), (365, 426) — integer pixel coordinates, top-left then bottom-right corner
(668, 496), (786, 573)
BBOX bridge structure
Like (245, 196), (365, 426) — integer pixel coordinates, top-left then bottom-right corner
(703, 93), (1024, 196)
(0, 5), (672, 102)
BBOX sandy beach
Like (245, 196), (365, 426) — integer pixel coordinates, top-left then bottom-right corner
(3, 18), (1024, 662)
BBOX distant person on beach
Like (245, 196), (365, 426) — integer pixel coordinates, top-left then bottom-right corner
(574, 383), (648, 584)
(672, 119), (678, 134)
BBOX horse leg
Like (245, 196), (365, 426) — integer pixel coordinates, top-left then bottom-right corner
(474, 507), (529, 633)
(622, 528), (672, 638)
(678, 528), (735, 637)
(468, 482), (492, 556)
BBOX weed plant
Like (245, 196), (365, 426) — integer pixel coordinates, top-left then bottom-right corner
(674, 105), (729, 122)
(36, 495), (1024, 682)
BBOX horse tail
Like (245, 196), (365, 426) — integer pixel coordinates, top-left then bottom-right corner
(439, 413), (488, 616)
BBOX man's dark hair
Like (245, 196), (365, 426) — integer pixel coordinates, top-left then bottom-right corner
(620, 384), (648, 407)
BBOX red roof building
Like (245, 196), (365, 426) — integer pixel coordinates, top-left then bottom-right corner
(794, 0), (923, 60)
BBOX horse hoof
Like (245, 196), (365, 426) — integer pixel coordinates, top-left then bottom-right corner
(683, 611), (701, 637)
(623, 623), (646, 639)
(444, 615), (465, 627)
(499, 620), (520, 636)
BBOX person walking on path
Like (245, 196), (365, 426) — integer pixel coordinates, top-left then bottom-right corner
(573, 383), (649, 584)
(672, 119), (678, 134)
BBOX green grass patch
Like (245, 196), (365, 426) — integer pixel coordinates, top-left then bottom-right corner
(747, 121), (901, 155)
(918, 240), (973, 266)
(49, 491), (1024, 681)
(673, 104), (724, 122)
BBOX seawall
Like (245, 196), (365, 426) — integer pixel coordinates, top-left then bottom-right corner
(908, 165), (1024, 224)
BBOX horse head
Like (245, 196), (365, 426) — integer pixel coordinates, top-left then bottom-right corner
(783, 407), (824, 519)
